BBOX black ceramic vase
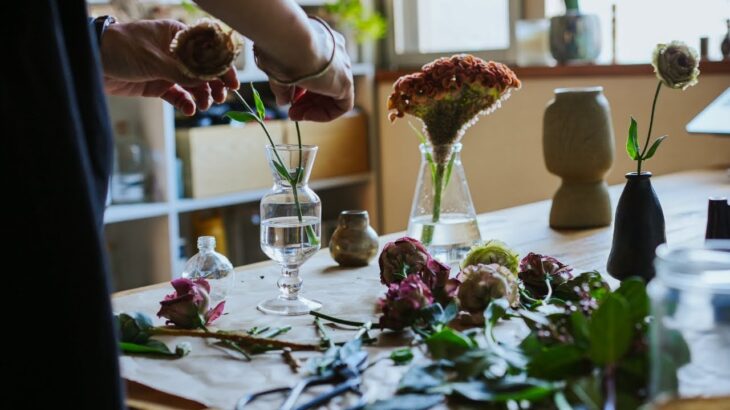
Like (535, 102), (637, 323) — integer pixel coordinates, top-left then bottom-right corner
(607, 172), (666, 281)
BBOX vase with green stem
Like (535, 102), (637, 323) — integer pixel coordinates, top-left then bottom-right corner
(607, 41), (700, 281)
(225, 84), (322, 315)
(387, 55), (521, 263)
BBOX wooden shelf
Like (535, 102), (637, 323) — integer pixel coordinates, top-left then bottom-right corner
(175, 172), (372, 213)
(104, 202), (170, 224)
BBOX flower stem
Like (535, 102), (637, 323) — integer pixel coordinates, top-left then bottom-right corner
(422, 162), (446, 246)
(637, 81), (662, 175)
(309, 310), (366, 327)
(148, 327), (321, 351)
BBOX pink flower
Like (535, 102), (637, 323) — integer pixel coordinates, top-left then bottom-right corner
(421, 258), (460, 305)
(378, 274), (434, 330)
(157, 278), (225, 328)
(379, 237), (431, 285)
(518, 253), (573, 299)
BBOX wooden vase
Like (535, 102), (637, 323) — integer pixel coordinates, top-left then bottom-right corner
(543, 87), (615, 229)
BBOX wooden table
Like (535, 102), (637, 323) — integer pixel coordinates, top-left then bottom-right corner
(114, 169), (729, 410)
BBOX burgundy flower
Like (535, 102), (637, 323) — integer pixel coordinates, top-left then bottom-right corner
(378, 274), (434, 331)
(379, 237), (431, 285)
(421, 258), (460, 305)
(157, 278), (225, 328)
(518, 253), (574, 299)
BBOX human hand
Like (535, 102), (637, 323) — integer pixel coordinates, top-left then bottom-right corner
(100, 19), (240, 116)
(257, 22), (354, 122)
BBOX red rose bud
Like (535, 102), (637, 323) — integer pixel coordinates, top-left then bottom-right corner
(378, 274), (434, 331)
(157, 278), (226, 328)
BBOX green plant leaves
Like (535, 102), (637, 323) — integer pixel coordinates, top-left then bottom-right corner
(251, 83), (266, 120)
(365, 394), (443, 410)
(225, 111), (258, 123)
(116, 312), (153, 344)
(615, 277), (649, 323)
(119, 340), (190, 358)
(425, 327), (476, 360)
(588, 294), (633, 365)
(527, 345), (588, 380)
(643, 135), (667, 160)
(626, 117), (640, 160)
(390, 348), (414, 365)
(398, 362), (449, 393)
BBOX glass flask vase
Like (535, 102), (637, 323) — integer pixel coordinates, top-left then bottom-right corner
(258, 144), (322, 315)
(407, 143), (481, 264)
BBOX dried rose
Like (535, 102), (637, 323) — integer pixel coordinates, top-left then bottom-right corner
(157, 278), (225, 328)
(378, 274), (434, 330)
(421, 258), (460, 305)
(461, 240), (519, 276)
(457, 263), (519, 313)
(170, 18), (241, 81)
(518, 253), (573, 299)
(379, 237), (431, 285)
(652, 41), (700, 90)
(387, 54), (521, 163)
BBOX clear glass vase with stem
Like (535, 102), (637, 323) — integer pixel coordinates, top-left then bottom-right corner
(407, 143), (481, 264)
(258, 144), (322, 315)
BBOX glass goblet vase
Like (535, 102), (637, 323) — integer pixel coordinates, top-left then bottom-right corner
(258, 144), (322, 315)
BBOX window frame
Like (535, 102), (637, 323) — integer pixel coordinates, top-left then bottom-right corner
(382, 0), (522, 68)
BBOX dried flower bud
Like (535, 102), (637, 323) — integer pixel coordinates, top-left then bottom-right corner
(378, 274), (434, 330)
(518, 253), (573, 299)
(379, 237), (431, 285)
(461, 240), (520, 275)
(652, 41), (700, 90)
(170, 18), (241, 81)
(457, 263), (519, 313)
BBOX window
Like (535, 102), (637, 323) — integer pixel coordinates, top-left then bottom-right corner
(545, 0), (730, 63)
(385, 0), (520, 67)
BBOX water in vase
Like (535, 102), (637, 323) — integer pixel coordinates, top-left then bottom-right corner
(261, 216), (320, 267)
(408, 213), (480, 263)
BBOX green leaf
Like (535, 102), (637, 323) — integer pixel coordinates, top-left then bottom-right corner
(453, 350), (495, 379)
(116, 312), (153, 344)
(251, 83), (266, 120)
(588, 293), (633, 365)
(443, 152), (456, 190)
(224, 111), (258, 123)
(450, 379), (556, 402)
(643, 135), (667, 160)
(272, 161), (290, 180)
(615, 277), (649, 323)
(425, 327), (476, 360)
(398, 362), (450, 393)
(364, 394), (443, 410)
(626, 117), (640, 160)
(570, 311), (590, 348)
(119, 341), (179, 357)
(390, 348), (414, 365)
(527, 344), (589, 380)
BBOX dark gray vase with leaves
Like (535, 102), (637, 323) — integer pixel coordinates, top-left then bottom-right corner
(607, 172), (666, 281)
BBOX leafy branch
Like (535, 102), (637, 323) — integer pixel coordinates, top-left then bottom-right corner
(626, 81), (668, 174)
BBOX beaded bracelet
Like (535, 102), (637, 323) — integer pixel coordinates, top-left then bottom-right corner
(253, 15), (336, 86)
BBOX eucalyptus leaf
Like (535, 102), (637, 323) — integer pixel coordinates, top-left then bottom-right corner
(364, 394), (443, 410)
(588, 293), (633, 365)
(450, 379), (555, 402)
(615, 277), (649, 323)
(224, 111), (258, 123)
(251, 83), (266, 120)
(425, 327), (476, 360)
(453, 350), (495, 379)
(626, 117), (640, 160)
(398, 362), (449, 393)
(643, 135), (667, 160)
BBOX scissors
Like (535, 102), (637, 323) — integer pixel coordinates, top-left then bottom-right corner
(236, 348), (369, 410)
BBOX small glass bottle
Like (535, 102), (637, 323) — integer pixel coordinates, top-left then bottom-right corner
(181, 236), (234, 306)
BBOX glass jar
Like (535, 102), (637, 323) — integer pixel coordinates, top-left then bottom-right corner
(649, 240), (730, 400)
(407, 143), (481, 264)
(181, 236), (234, 306)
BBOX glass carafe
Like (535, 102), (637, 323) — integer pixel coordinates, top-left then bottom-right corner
(259, 144), (321, 315)
(181, 236), (234, 307)
(407, 143), (481, 264)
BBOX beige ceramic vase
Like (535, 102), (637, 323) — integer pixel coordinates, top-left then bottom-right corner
(543, 87), (614, 229)
(329, 210), (379, 267)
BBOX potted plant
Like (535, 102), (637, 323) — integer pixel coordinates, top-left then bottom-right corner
(549, 0), (602, 64)
(324, 0), (386, 63)
(607, 41), (700, 281)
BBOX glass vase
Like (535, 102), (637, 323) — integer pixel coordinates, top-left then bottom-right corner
(407, 143), (481, 264)
(258, 144), (321, 315)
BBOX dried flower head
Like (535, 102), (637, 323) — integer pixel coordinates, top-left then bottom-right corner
(378, 274), (434, 330)
(461, 240), (520, 275)
(379, 237), (431, 285)
(456, 263), (519, 313)
(518, 253), (574, 299)
(170, 18), (241, 80)
(387, 54), (520, 163)
(652, 41), (700, 90)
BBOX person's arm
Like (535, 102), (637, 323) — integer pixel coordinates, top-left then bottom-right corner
(195, 0), (354, 121)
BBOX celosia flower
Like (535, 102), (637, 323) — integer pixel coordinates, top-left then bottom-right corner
(378, 274), (434, 330)
(157, 278), (225, 328)
(457, 263), (519, 313)
(518, 253), (573, 299)
(170, 18), (241, 81)
(387, 54), (521, 163)
(461, 240), (520, 275)
(379, 237), (431, 285)
(652, 41), (700, 90)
